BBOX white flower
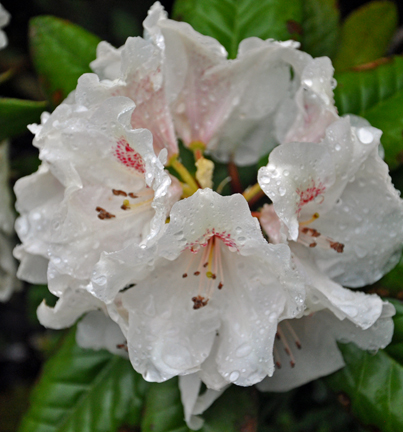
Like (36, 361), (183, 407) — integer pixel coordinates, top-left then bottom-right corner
(88, 2), (331, 165)
(0, 3), (10, 49)
(255, 114), (401, 390)
(14, 88), (178, 327)
(258, 116), (403, 287)
(275, 57), (338, 145)
(0, 141), (19, 301)
(89, 188), (305, 389)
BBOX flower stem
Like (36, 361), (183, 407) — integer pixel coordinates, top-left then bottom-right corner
(243, 182), (263, 202)
(169, 155), (199, 195)
(228, 160), (242, 194)
(189, 141), (206, 161)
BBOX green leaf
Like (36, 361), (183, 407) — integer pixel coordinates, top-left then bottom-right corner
(327, 299), (403, 432)
(29, 16), (100, 107)
(333, 1), (398, 72)
(200, 385), (257, 432)
(301, 0), (340, 59)
(18, 328), (148, 432)
(172, 0), (303, 59)
(142, 378), (189, 432)
(334, 56), (403, 170)
(0, 98), (47, 141)
(142, 377), (258, 432)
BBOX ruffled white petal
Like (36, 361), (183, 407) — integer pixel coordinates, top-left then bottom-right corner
(76, 310), (128, 357)
(258, 301), (394, 393)
(257, 313), (345, 392)
(179, 374), (225, 430)
(307, 149), (403, 287)
(15, 95), (173, 303)
(91, 189), (304, 385)
(37, 288), (103, 329)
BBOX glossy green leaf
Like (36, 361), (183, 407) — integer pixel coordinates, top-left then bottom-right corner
(327, 299), (403, 432)
(0, 98), (47, 141)
(29, 16), (100, 107)
(142, 377), (258, 432)
(18, 329), (148, 432)
(301, 0), (340, 59)
(333, 1), (397, 72)
(334, 56), (403, 170)
(172, 0), (303, 59)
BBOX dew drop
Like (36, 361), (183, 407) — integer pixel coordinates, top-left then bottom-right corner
(357, 128), (373, 144)
(229, 370), (240, 382)
(235, 343), (252, 358)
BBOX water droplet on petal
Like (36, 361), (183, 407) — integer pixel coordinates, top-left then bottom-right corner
(229, 370), (240, 382)
(235, 343), (252, 358)
(357, 128), (373, 144)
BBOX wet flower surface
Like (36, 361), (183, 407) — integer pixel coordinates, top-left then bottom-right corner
(90, 189), (305, 387)
(11, 2), (403, 430)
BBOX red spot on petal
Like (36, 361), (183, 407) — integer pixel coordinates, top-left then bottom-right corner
(114, 136), (145, 173)
(296, 179), (325, 212)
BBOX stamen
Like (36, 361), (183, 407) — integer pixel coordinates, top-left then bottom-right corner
(284, 321), (302, 349)
(183, 232), (235, 309)
(277, 326), (296, 368)
(112, 189), (127, 197)
(330, 241), (344, 253)
(116, 342), (128, 352)
(299, 212), (319, 226)
(192, 295), (209, 309)
(217, 242), (224, 289)
(96, 207), (116, 220)
(298, 217), (344, 253)
(273, 345), (282, 369)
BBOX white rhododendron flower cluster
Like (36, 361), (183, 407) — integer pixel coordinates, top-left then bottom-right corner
(13, 2), (403, 429)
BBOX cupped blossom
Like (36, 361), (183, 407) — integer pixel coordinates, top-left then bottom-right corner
(258, 203), (395, 390)
(0, 3), (10, 49)
(255, 114), (400, 390)
(88, 2), (334, 165)
(14, 89), (177, 328)
(258, 116), (403, 287)
(89, 188), (305, 389)
(0, 142), (19, 301)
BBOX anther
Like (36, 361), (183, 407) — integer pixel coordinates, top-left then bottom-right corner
(192, 295), (209, 309)
(218, 282), (223, 289)
(128, 193), (137, 199)
(194, 271), (200, 276)
(96, 207), (116, 220)
(182, 273), (188, 278)
(112, 189), (127, 197)
(116, 343), (128, 352)
(330, 241), (344, 253)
